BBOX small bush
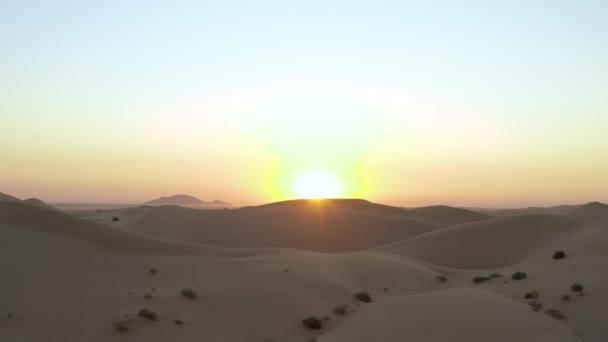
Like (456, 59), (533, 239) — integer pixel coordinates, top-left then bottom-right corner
(174, 319), (184, 325)
(528, 300), (542, 312)
(354, 291), (372, 303)
(181, 288), (198, 299)
(511, 272), (527, 280)
(472, 276), (490, 284)
(524, 290), (539, 300)
(8, 313), (13, 319)
(545, 309), (566, 320)
(114, 320), (130, 332)
(333, 305), (348, 316)
(302, 316), (323, 329)
(561, 294), (571, 302)
(138, 308), (157, 321)
(112, 217), (120, 222)
(144, 293), (153, 300)
(553, 250), (566, 260)
(489, 273), (503, 279)
(149, 268), (157, 275)
(571, 283), (583, 293)
(436, 275), (448, 283)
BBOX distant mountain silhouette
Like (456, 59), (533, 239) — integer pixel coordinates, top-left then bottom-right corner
(143, 194), (228, 207)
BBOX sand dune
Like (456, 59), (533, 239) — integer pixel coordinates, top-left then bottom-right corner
(1, 196), (606, 341)
(0, 201), (228, 256)
(321, 289), (581, 342)
(120, 199), (447, 252)
(376, 214), (579, 269)
(405, 204), (490, 226)
(0, 192), (58, 211)
(22, 197), (58, 211)
(569, 202), (608, 221)
(0, 192), (22, 202)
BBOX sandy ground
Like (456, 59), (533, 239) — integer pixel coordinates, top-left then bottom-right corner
(1, 195), (607, 341)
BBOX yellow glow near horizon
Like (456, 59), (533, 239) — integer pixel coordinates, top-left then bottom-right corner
(293, 172), (341, 199)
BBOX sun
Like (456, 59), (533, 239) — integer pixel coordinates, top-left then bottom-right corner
(294, 172), (340, 199)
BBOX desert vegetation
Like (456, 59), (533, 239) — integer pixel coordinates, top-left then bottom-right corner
(181, 288), (198, 299)
(553, 250), (566, 260)
(353, 291), (372, 303)
(472, 276), (491, 284)
(302, 316), (323, 330)
(511, 272), (527, 280)
(138, 308), (157, 321)
(571, 283), (584, 293)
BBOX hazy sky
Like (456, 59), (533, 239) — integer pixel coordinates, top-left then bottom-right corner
(1, 1), (607, 207)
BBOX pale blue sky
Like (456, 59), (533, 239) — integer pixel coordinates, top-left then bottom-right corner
(1, 1), (607, 205)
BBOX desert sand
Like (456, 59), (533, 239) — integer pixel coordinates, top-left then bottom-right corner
(1, 193), (606, 341)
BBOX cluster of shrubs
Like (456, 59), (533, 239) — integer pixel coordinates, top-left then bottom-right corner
(115, 286), (199, 333)
(302, 291), (373, 331)
(436, 275), (448, 283)
(524, 281), (586, 320)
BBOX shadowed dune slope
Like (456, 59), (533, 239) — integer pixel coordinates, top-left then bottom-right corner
(124, 199), (448, 252)
(405, 205), (491, 226)
(0, 201), (229, 256)
(376, 214), (580, 269)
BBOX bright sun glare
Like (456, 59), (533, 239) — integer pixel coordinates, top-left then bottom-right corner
(294, 172), (340, 199)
